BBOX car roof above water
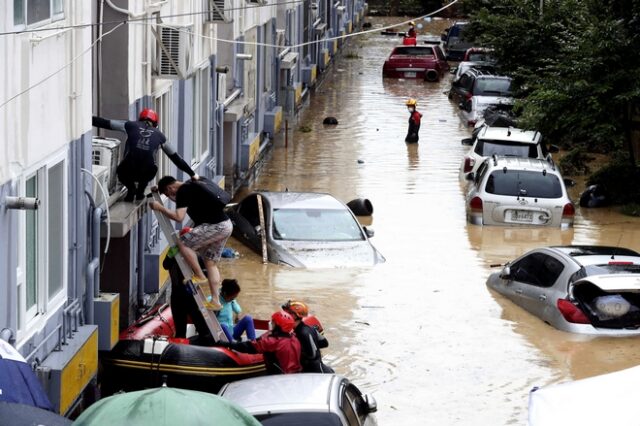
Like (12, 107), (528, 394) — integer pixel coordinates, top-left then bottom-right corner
(485, 156), (557, 173)
(219, 374), (339, 413)
(478, 127), (541, 144)
(259, 191), (346, 210)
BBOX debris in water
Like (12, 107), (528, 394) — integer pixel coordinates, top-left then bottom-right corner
(357, 159), (365, 164)
(355, 321), (370, 326)
(323, 116), (338, 125)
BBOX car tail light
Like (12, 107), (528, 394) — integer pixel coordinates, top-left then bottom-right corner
(469, 196), (483, 212)
(467, 119), (477, 127)
(463, 157), (475, 173)
(557, 299), (590, 324)
(562, 202), (575, 219)
(465, 92), (473, 100)
(609, 261), (634, 265)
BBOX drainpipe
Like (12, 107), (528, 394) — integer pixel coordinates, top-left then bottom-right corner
(137, 219), (146, 309)
(85, 207), (103, 324)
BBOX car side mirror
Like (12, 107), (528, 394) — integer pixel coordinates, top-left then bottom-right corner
(364, 394), (378, 413)
(363, 226), (375, 238)
(549, 144), (560, 154)
(461, 138), (473, 146)
(499, 265), (512, 280)
(465, 172), (475, 181)
(563, 178), (576, 188)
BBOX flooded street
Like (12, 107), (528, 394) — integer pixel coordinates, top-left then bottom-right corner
(219, 18), (640, 425)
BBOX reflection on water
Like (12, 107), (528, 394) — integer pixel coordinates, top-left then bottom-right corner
(219, 16), (640, 425)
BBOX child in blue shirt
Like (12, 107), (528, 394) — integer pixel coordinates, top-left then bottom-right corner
(216, 279), (256, 342)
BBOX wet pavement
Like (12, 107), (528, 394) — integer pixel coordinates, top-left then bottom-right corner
(218, 17), (640, 425)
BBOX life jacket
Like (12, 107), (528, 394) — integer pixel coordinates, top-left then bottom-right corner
(252, 333), (302, 374)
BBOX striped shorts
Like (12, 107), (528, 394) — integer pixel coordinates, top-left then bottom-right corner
(179, 219), (233, 262)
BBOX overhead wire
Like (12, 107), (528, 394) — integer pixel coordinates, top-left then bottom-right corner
(0, 0), (460, 109)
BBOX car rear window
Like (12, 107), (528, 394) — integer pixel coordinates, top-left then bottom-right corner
(570, 264), (640, 283)
(475, 140), (538, 158)
(485, 170), (563, 198)
(392, 47), (434, 56)
(473, 78), (512, 96)
(256, 412), (342, 426)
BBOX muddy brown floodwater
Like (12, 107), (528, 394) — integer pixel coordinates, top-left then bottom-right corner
(218, 17), (640, 425)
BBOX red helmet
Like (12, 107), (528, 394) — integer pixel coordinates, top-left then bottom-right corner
(271, 310), (295, 333)
(282, 300), (308, 319)
(139, 108), (158, 126)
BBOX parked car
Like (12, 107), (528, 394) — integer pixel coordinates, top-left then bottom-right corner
(218, 374), (378, 426)
(225, 191), (385, 267)
(465, 156), (575, 228)
(442, 21), (473, 61)
(459, 126), (558, 181)
(451, 61), (495, 83)
(487, 245), (640, 335)
(463, 47), (495, 63)
(449, 68), (513, 126)
(382, 44), (449, 82)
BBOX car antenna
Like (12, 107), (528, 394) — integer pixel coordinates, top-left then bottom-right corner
(507, 127), (512, 137)
(611, 232), (624, 259)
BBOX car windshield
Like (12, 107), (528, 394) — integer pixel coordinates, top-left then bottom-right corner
(475, 140), (538, 158)
(485, 170), (563, 198)
(474, 78), (512, 96)
(392, 47), (433, 56)
(256, 412), (342, 426)
(272, 208), (364, 241)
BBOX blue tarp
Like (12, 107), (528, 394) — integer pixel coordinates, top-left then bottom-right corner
(0, 339), (53, 411)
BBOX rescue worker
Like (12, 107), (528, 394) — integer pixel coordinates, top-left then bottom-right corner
(405, 98), (423, 143)
(213, 310), (302, 374)
(407, 21), (417, 38)
(282, 300), (334, 373)
(92, 109), (198, 202)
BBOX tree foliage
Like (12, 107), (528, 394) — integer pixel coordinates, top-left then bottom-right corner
(461, 0), (640, 153)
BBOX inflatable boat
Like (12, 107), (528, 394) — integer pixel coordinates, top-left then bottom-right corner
(99, 304), (266, 396)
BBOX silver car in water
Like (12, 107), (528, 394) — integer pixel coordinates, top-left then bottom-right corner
(486, 246), (640, 335)
(225, 191), (385, 267)
(218, 374), (378, 426)
(465, 156), (575, 228)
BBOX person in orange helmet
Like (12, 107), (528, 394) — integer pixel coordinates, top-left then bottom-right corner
(405, 98), (423, 143)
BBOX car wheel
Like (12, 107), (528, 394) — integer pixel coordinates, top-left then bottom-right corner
(424, 70), (439, 82)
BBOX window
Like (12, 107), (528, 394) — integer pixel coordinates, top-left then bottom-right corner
(512, 253), (564, 288)
(475, 140), (538, 158)
(154, 91), (173, 180)
(485, 170), (563, 199)
(19, 156), (67, 333)
(192, 67), (210, 164)
(14, 0), (64, 27)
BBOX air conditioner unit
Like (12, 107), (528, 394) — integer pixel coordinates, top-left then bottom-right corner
(92, 136), (121, 193)
(336, 6), (346, 13)
(204, 0), (230, 23)
(91, 165), (110, 207)
(217, 73), (227, 103)
(155, 24), (193, 79)
(280, 52), (299, 69)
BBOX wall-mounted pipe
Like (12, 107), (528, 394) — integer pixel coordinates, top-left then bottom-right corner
(223, 88), (242, 107)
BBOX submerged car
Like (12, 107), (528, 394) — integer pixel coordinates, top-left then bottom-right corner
(487, 246), (640, 335)
(382, 44), (449, 82)
(459, 126), (558, 181)
(218, 374), (378, 426)
(225, 191), (385, 267)
(442, 21), (473, 61)
(465, 156), (575, 228)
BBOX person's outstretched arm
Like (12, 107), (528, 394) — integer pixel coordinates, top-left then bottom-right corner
(92, 116), (127, 132)
(161, 143), (198, 179)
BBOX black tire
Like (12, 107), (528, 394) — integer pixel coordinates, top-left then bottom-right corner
(347, 198), (374, 216)
(425, 70), (439, 82)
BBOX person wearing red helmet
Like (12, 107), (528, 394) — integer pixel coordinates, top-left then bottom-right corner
(213, 310), (302, 374)
(92, 108), (198, 202)
(282, 300), (334, 373)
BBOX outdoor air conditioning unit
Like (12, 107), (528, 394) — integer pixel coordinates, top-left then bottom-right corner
(280, 52), (299, 69)
(217, 73), (227, 103)
(155, 24), (193, 79)
(92, 136), (121, 193)
(336, 6), (346, 13)
(204, 0), (230, 23)
(91, 165), (110, 207)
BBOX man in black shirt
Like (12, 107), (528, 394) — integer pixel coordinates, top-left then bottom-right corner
(150, 176), (233, 310)
(92, 108), (198, 201)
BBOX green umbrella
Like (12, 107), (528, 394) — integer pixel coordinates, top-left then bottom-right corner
(73, 386), (260, 426)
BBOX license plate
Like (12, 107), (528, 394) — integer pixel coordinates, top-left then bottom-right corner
(510, 210), (533, 222)
(404, 72), (416, 78)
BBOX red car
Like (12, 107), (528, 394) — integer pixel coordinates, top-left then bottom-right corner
(382, 43), (450, 82)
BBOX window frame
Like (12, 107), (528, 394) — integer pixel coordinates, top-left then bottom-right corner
(154, 90), (174, 180)
(192, 66), (210, 166)
(14, 0), (65, 29)
(17, 150), (68, 341)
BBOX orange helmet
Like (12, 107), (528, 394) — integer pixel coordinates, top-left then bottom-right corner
(139, 108), (159, 126)
(282, 300), (309, 319)
(271, 310), (295, 333)
(179, 227), (192, 236)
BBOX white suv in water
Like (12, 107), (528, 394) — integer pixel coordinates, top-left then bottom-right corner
(465, 156), (575, 228)
(459, 126), (558, 181)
